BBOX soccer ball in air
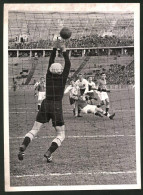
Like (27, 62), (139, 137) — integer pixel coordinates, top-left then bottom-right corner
(60, 27), (72, 39)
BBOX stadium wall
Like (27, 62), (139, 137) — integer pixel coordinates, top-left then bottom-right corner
(8, 46), (134, 57)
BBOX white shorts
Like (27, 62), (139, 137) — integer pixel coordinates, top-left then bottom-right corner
(81, 105), (98, 114)
(97, 92), (109, 101)
(38, 92), (46, 101)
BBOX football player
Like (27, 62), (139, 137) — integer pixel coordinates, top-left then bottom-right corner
(75, 73), (89, 95)
(18, 38), (71, 163)
(64, 80), (80, 116)
(96, 73), (110, 115)
(34, 77), (46, 111)
(74, 73), (89, 116)
(78, 95), (115, 119)
(86, 76), (98, 105)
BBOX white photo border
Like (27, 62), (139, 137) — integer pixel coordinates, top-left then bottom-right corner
(4, 3), (141, 191)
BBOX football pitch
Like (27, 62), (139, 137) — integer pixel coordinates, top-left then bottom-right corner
(9, 87), (136, 186)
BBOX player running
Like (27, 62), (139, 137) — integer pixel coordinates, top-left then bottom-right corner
(18, 38), (71, 163)
(96, 73), (111, 115)
(34, 77), (46, 111)
(74, 73), (89, 116)
(75, 73), (89, 95)
(86, 76), (98, 105)
(64, 80), (80, 116)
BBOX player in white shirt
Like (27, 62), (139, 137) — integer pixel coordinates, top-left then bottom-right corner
(34, 77), (46, 111)
(75, 73), (89, 116)
(64, 80), (80, 117)
(86, 76), (98, 105)
(96, 73), (110, 115)
(75, 73), (89, 95)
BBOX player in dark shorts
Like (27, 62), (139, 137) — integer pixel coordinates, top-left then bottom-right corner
(18, 39), (71, 162)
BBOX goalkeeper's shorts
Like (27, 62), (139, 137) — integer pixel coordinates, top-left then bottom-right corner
(36, 99), (64, 127)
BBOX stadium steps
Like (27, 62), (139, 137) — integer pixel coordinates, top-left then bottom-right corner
(67, 56), (90, 83)
(24, 58), (38, 85)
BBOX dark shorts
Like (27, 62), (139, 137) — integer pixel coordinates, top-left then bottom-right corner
(69, 97), (75, 105)
(36, 99), (64, 127)
(80, 89), (85, 95)
(87, 92), (95, 100)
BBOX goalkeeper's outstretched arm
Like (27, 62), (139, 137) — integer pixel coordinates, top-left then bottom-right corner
(48, 48), (57, 71)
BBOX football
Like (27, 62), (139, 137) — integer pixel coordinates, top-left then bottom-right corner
(60, 27), (72, 39)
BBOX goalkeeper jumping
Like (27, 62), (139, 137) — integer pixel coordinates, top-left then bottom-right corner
(18, 37), (71, 163)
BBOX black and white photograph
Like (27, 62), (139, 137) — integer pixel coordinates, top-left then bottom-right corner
(4, 3), (141, 191)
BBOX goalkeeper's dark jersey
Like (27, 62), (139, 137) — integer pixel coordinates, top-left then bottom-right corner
(46, 48), (71, 101)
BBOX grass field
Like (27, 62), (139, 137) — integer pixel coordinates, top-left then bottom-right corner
(9, 86), (136, 187)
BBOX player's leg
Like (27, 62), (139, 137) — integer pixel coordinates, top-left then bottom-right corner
(44, 125), (65, 163)
(74, 100), (80, 117)
(44, 101), (65, 162)
(105, 98), (110, 114)
(95, 107), (115, 120)
(69, 96), (76, 116)
(18, 121), (43, 160)
(18, 99), (49, 160)
(97, 100), (105, 108)
(37, 92), (45, 111)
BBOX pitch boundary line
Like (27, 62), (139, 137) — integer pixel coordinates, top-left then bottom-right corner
(10, 134), (135, 140)
(9, 109), (135, 114)
(11, 170), (136, 178)
(10, 108), (135, 111)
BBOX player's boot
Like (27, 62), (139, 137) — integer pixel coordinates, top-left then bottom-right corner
(18, 145), (26, 161)
(95, 112), (103, 117)
(44, 151), (53, 163)
(109, 113), (115, 120)
(77, 114), (82, 117)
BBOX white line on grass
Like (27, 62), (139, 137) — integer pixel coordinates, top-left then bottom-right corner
(9, 134), (135, 140)
(9, 109), (135, 114)
(11, 170), (136, 178)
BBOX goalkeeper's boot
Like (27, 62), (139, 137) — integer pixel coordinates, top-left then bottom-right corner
(18, 145), (26, 161)
(44, 151), (53, 163)
(109, 113), (115, 120)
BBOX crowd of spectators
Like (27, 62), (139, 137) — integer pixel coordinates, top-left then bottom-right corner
(89, 61), (134, 85)
(8, 34), (133, 49)
(67, 35), (133, 48)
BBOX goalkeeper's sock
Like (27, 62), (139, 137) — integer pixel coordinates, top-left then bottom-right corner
(21, 136), (31, 150)
(48, 142), (58, 154)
